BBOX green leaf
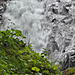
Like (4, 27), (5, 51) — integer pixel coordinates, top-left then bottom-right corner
(18, 51), (24, 54)
(43, 70), (49, 74)
(51, 65), (57, 70)
(32, 67), (40, 72)
(6, 30), (11, 35)
(11, 28), (15, 32)
(2, 64), (7, 69)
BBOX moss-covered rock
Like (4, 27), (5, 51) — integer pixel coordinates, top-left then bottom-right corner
(63, 68), (75, 75)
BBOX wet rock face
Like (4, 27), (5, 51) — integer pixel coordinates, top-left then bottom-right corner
(0, 0), (9, 24)
(46, 36), (59, 55)
(43, 0), (75, 69)
(0, 3), (6, 13)
(61, 51), (75, 70)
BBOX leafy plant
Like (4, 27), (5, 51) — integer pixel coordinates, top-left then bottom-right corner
(0, 29), (26, 49)
(63, 68), (75, 75)
(32, 67), (40, 72)
(0, 29), (62, 75)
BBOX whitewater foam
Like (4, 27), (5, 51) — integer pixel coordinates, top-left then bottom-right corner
(3, 0), (45, 53)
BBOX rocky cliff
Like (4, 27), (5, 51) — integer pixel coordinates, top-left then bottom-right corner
(43, 0), (75, 70)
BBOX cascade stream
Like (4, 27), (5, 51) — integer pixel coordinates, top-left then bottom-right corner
(0, 0), (75, 70)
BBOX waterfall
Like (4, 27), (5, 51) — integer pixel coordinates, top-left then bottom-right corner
(2, 0), (45, 53)
(2, 0), (63, 62)
(1, 0), (75, 68)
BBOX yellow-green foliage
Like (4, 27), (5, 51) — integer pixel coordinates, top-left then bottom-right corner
(63, 68), (75, 75)
(0, 29), (62, 75)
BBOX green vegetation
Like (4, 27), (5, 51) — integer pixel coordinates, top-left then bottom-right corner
(63, 68), (75, 75)
(0, 29), (62, 75)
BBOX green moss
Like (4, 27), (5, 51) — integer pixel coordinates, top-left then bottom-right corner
(0, 29), (62, 75)
(63, 68), (75, 75)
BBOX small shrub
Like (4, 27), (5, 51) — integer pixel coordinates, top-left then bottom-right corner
(0, 29), (62, 75)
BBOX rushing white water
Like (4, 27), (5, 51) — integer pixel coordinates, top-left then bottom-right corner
(3, 0), (45, 53)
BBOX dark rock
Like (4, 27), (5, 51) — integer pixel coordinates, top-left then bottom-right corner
(0, 3), (6, 13)
(70, 52), (75, 56)
(63, 50), (65, 53)
(62, 54), (69, 70)
(64, 38), (71, 47)
(73, 2), (75, 6)
(61, 15), (72, 24)
(46, 36), (59, 55)
(62, 51), (75, 70)
(0, 0), (9, 24)
(0, 15), (2, 19)
(66, 4), (71, 7)
(52, 8), (58, 14)
(51, 4), (56, 7)
(37, 0), (43, 2)
(51, 18), (57, 22)
(60, 6), (69, 15)
(56, 0), (60, 2)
